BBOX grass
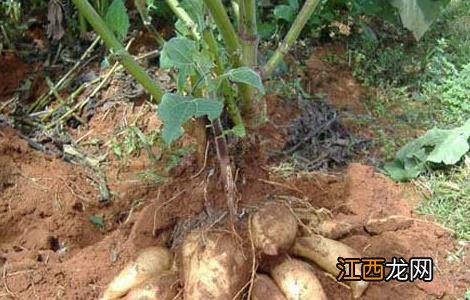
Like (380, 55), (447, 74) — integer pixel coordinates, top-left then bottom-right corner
(416, 158), (470, 240)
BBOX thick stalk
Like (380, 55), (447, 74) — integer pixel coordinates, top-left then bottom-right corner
(212, 118), (238, 221)
(238, 0), (262, 125)
(78, 12), (87, 37)
(165, 0), (200, 40)
(262, 0), (320, 77)
(72, 0), (164, 101)
(239, 0), (257, 67)
(231, 0), (240, 27)
(203, 0), (241, 66)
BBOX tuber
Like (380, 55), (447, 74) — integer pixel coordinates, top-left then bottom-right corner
(291, 234), (369, 298)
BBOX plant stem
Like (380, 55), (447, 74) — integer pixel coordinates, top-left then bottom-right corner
(238, 0), (263, 126)
(165, 0), (200, 40)
(135, 0), (165, 46)
(239, 0), (257, 67)
(72, 0), (165, 101)
(262, 0), (320, 77)
(203, 30), (244, 129)
(212, 118), (238, 221)
(47, 49), (159, 128)
(203, 0), (241, 66)
(231, 0), (240, 27)
(78, 12), (87, 37)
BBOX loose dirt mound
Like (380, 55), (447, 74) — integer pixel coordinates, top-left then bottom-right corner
(1, 123), (468, 298)
(305, 43), (365, 113)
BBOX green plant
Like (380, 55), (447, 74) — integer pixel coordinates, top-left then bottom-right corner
(416, 159), (470, 240)
(1, 0), (21, 24)
(110, 125), (160, 164)
(384, 119), (470, 181)
(73, 0), (322, 220)
(259, 0), (397, 40)
(71, 0), (450, 219)
(1, 0), (46, 50)
(423, 45), (470, 119)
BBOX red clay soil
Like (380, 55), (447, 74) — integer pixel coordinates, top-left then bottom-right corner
(0, 53), (29, 100)
(305, 43), (365, 114)
(0, 123), (468, 299)
(0, 43), (468, 300)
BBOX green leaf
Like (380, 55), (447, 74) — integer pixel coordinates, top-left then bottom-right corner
(158, 93), (223, 144)
(288, 0), (299, 11)
(258, 22), (276, 39)
(388, 0), (449, 40)
(231, 124), (246, 137)
(426, 120), (470, 164)
(274, 5), (296, 22)
(180, 0), (204, 34)
(105, 0), (130, 41)
(224, 67), (265, 94)
(355, 0), (397, 23)
(385, 119), (470, 181)
(111, 140), (122, 158)
(160, 37), (197, 69)
(384, 160), (424, 181)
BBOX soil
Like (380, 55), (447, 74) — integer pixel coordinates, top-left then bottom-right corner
(0, 44), (468, 300)
(305, 43), (365, 114)
(0, 53), (30, 100)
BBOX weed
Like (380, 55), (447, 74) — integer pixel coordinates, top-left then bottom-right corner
(136, 170), (168, 185)
(269, 162), (296, 178)
(375, 129), (396, 161)
(110, 125), (160, 164)
(166, 145), (195, 172)
(416, 156), (470, 240)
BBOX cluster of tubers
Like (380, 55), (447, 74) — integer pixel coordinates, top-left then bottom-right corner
(101, 202), (369, 300)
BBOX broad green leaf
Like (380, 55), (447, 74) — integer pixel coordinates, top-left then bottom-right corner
(385, 119), (470, 181)
(274, 5), (296, 22)
(258, 22), (276, 39)
(355, 0), (397, 23)
(176, 66), (191, 93)
(160, 37), (197, 69)
(426, 120), (470, 164)
(384, 160), (424, 181)
(388, 0), (449, 40)
(224, 67), (265, 94)
(180, 0), (204, 34)
(158, 93), (223, 144)
(105, 0), (130, 41)
(159, 48), (172, 69)
(196, 48), (215, 74)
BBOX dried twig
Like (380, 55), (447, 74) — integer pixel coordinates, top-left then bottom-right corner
(2, 263), (17, 299)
